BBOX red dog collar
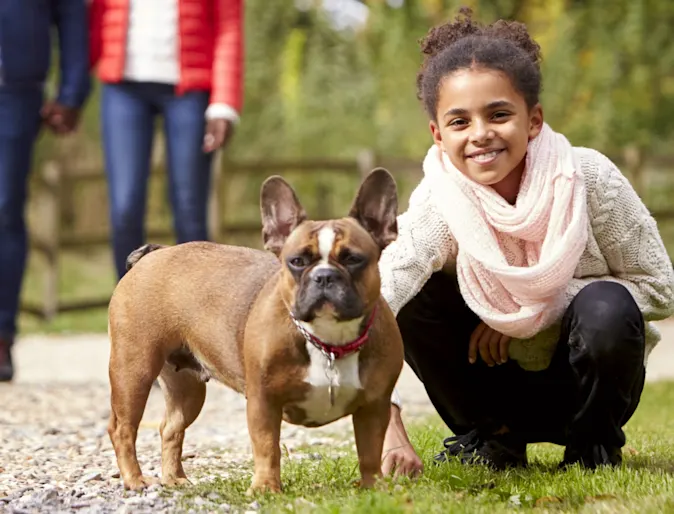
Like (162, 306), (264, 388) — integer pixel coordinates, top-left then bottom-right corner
(291, 306), (378, 360)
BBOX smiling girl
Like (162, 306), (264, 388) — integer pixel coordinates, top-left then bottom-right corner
(379, 8), (674, 476)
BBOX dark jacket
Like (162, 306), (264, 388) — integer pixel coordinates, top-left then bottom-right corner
(0, 0), (91, 107)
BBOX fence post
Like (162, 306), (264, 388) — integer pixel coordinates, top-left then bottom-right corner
(208, 149), (223, 242)
(40, 161), (62, 321)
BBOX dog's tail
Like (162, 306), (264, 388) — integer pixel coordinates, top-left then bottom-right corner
(125, 243), (167, 271)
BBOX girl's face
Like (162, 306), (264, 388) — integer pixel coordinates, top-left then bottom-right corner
(430, 68), (543, 198)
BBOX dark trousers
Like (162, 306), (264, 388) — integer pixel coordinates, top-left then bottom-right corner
(397, 272), (646, 449)
(0, 85), (43, 340)
(101, 82), (213, 279)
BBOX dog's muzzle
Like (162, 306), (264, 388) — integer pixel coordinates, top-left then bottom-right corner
(294, 266), (364, 322)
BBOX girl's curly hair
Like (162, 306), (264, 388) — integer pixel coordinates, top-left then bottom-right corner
(417, 7), (543, 120)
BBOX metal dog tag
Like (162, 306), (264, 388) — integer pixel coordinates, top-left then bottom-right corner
(325, 352), (336, 407)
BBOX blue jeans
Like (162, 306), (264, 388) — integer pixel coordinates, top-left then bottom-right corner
(0, 85), (43, 339)
(101, 82), (213, 279)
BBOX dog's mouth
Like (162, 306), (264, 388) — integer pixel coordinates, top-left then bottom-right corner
(292, 296), (364, 323)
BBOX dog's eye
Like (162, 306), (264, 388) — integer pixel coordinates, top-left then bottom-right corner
(288, 256), (308, 269)
(340, 251), (366, 267)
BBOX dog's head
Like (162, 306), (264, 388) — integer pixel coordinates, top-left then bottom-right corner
(260, 168), (398, 322)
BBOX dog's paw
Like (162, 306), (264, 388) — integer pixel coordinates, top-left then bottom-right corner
(124, 475), (160, 491)
(161, 476), (191, 488)
(246, 478), (282, 496)
(353, 474), (381, 489)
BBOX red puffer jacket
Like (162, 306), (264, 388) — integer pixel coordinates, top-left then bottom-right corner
(89, 0), (243, 112)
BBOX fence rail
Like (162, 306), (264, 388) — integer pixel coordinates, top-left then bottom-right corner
(20, 149), (674, 320)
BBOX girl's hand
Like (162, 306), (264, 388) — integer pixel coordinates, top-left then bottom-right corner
(469, 322), (510, 366)
(381, 405), (424, 478)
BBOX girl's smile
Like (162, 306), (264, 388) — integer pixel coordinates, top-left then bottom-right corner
(467, 148), (505, 166)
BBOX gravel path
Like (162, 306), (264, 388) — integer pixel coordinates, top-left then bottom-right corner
(2, 320), (674, 513)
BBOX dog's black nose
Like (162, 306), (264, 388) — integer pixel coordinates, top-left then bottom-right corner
(312, 267), (340, 288)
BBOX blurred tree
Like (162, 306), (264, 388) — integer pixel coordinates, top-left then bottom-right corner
(35, 0), (674, 165)
(533, 0), (674, 194)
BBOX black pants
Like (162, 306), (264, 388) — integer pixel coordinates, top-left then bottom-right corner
(397, 272), (646, 448)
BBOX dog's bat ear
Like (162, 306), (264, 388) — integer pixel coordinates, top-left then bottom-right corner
(348, 167), (399, 251)
(260, 176), (307, 257)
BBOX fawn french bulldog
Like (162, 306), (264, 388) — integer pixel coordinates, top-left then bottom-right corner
(106, 168), (404, 493)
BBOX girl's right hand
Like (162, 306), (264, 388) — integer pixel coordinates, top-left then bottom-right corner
(381, 405), (424, 478)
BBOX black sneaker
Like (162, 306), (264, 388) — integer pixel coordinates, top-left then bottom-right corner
(0, 337), (14, 382)
(561, 442), (622, 469)
(434, 428), (528, 470)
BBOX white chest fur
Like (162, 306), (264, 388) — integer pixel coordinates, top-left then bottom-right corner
(298, 343), (362, 425)
(295, 305), (364, 425)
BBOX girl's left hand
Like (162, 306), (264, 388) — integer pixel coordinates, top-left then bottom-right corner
(469, 322), (510, 366)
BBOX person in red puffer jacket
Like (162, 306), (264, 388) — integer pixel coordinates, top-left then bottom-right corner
(89, 0), (243, 279)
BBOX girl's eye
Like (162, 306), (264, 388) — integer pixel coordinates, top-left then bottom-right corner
(449, 118), (468, 127)
(492, 111), (510, 120)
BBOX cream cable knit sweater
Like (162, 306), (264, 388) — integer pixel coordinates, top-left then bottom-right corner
(380, 147), (674, 372)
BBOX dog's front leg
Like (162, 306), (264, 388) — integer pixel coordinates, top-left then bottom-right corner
(246, 390), (283, 494)
(352, 399), (391, 488)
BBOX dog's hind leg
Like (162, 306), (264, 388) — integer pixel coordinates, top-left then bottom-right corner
(157, 363), (207, 487)
(108, 340), (165, 491)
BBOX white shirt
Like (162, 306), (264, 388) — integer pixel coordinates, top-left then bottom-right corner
(123, 0), (239, 123)
(124, 0), (180, 86)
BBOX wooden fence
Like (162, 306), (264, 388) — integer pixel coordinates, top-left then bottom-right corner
(20, 149), (414, 319)
(20, 149), (674, 321)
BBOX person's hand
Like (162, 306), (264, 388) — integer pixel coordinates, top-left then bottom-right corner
(203, 118), (235, 153)
(469, 321), (510, 366)
(381, 405), (424, 478)
(41, 101), (81, 134)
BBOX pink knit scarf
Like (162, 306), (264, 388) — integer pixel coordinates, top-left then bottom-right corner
(423, 123), (588, 339)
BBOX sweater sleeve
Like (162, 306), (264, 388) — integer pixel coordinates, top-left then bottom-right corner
(564, 150), (674, 321)
(379, 177), (457, 317)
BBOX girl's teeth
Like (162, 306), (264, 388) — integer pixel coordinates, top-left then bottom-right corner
(472, 151), (499, 162)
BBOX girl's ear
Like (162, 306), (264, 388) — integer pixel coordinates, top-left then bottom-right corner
(430, 120), (444, 150)
(528, 103), (544, 140)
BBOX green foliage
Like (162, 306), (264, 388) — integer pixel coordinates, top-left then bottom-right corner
(40, 0), (674, 161)
(220, 0), (674, 159)
(546, 0), (674, 153)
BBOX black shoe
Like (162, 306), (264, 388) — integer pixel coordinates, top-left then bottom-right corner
(561, 442), (622, 469)
(434, 428), (528, 470)
(0, 337), (14, 382)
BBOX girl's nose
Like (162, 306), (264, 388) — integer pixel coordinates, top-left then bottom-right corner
(470, 120), (495, 144)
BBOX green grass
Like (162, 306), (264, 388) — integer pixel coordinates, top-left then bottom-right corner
(176, 381), (674, 513)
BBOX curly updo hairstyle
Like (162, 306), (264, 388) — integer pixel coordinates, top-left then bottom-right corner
(417, 7), (543, 120)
